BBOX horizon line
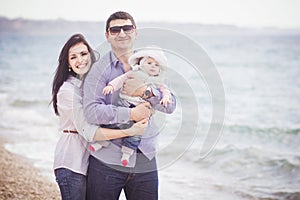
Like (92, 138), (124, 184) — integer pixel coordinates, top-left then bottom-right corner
(1, 15), (300, 30)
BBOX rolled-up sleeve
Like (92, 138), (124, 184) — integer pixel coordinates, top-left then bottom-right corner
(148, 87), (176, 114)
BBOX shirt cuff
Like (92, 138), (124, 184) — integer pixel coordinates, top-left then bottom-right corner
(150, 86), (161, 97)
(80, 124), (98, 142)
(147, 86), (162, 104)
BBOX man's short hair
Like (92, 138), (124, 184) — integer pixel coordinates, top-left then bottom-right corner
(105, 11), (136, 32)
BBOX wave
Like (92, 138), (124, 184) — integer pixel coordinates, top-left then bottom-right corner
(190, 145), (300, 199)
(9, 99), (49, 108)
(269, 192), (300, 200)
(235, 189), (300, 200)
(225, 124), (300, 135)
(194, 144), (300, 171)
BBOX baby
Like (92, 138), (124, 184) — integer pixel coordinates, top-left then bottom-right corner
(90, 46), (172, 166)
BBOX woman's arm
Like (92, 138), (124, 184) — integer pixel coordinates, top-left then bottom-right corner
(58, 81), (147, 142)
(93, 118), (148, 141)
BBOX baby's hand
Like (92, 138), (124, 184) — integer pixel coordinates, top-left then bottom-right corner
(160, 95), (172, 107)
(102, 85), (114, 95)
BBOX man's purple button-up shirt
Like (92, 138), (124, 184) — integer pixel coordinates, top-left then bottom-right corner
(83, 51), (176, 167)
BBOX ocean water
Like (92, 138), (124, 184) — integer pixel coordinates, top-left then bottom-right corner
(1, 28), (300, 200)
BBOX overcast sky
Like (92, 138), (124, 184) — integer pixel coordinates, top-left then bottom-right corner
(1, 0), (300, 28)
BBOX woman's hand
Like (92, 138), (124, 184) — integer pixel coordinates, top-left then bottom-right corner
(124, 118), (148, 136)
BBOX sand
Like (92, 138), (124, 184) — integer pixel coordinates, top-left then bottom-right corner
(0, 135), (60, 200)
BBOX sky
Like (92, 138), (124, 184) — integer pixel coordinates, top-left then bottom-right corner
(1, 0), (300, 29)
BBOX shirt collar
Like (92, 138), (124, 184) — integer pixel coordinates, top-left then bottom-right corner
(110, 51), (120, 68)
(68, 75), (82, 88)
(109, 50), (137, 72)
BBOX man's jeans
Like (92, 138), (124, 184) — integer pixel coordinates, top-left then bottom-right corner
(55, 168), (86, 200)
(86, 152), (158, 200)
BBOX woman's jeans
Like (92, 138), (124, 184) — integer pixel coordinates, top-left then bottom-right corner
(55, 168), (86, 200)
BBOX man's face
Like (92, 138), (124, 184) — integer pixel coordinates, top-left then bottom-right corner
(105, 19), (137, 52)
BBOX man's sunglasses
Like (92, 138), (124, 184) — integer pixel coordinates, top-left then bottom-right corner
(108, 25), (135, 35)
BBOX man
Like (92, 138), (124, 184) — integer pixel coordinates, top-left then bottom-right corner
(83, 11), (176, 200)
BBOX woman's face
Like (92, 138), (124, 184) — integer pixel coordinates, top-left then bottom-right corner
(68, 42), (91, 77)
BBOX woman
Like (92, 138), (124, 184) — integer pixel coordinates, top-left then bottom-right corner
(51, 33), (147, 200)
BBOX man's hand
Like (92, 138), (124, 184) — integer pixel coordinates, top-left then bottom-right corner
(130, 102), (152, 122)
(122, 73), (147, 97)
(102, 85), (114, 95)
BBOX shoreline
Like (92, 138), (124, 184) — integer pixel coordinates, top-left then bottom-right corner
(0, 134), (60, 200)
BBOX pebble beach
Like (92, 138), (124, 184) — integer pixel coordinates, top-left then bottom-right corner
(0, 135), (60, 200)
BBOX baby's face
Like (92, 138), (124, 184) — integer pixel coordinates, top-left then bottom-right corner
(141, 57), (161, 76)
